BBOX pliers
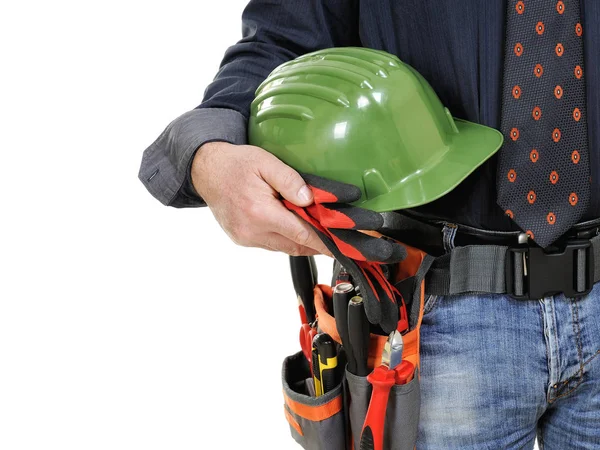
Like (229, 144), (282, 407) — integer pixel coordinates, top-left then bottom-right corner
(359, 331), (415, 450)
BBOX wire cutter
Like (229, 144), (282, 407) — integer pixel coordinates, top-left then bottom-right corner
(359, 331), (415, 450)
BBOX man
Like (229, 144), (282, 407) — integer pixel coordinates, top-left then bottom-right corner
(139, 1), (600, 448)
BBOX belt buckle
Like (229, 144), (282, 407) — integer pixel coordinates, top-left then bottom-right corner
(505, 239), (594, 300)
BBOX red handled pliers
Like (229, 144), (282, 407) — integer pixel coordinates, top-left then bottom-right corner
(360, 331), (415, 450)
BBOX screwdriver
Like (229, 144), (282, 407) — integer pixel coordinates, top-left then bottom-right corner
(312, 333), (339, 396)
(348, 295), (371, 377)
(333, 282), (356, 373)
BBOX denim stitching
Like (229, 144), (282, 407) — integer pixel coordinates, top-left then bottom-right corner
(540, 300), (553, 403)
(550, 349), (600, 391)
(549, 350), (600, 403)
(551, 375), (584, 402)
(550, 299), (561, 381)
(545, 297), (562, 401)
(548, 299), (586, 403)
(583, 349), (600, 367)
(570, 298), (584, 374)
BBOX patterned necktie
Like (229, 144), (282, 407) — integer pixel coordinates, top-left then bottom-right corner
(497, 0), (590, 248)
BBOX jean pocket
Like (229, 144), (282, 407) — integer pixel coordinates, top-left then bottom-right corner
(282, 351), (347, 450)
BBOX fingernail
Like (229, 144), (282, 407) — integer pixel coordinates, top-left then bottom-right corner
(297, 185), (312, 203)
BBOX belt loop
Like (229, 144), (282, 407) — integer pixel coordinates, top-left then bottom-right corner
(442, 223), (458, 253)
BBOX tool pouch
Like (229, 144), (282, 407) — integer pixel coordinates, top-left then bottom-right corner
(346, 368), (420, 450)
(282, 282), (347, 449)
(282, 244), (431, 449)
(322, 243), (431, 450)
(282, 350), (347, 449)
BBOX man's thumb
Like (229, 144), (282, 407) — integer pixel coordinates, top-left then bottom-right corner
(261, 160), (313, 207)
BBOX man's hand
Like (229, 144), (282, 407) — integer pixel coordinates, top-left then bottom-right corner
(191, 142), (332, 257)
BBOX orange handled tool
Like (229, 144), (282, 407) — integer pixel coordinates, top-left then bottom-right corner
(360, 366), (396, 450)
(359, 331), (415, 450)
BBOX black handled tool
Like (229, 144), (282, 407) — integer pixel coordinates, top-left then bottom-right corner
(333, 282), (357, 373)
(308, 255), (318, 285)
(312, 333), (339, 396)
(290, 256), (317, 324)
(348, 295), (371, 377)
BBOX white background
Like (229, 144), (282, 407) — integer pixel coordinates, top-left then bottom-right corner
(1, 1), (539, 449)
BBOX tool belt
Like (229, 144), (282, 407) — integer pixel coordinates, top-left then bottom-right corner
(381, 212), (600, 300)
(281, 213), (600, 450)
(282, 242), (433, 450)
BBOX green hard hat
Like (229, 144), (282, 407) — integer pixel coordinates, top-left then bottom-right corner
(249, 47), (504, 212)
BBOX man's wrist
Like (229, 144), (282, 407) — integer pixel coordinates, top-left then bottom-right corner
(191, 141), (227, 200)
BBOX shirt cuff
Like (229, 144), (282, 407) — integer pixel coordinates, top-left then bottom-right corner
(138, 108), (248, 207)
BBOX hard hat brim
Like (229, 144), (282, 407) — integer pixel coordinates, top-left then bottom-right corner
(358, 119), (504, 212)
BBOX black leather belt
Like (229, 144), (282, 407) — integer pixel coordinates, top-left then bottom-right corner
(381, 211), (600, 252)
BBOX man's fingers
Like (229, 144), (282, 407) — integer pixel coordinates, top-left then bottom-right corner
(263, 203), (332, 256)
(259, 233), (320, 256)
(258, 154), (313, 207)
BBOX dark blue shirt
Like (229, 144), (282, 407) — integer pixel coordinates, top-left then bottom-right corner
(139, 0), (600, 231)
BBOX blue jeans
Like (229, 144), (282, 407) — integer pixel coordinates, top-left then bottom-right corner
(417, 284), (600, 449)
